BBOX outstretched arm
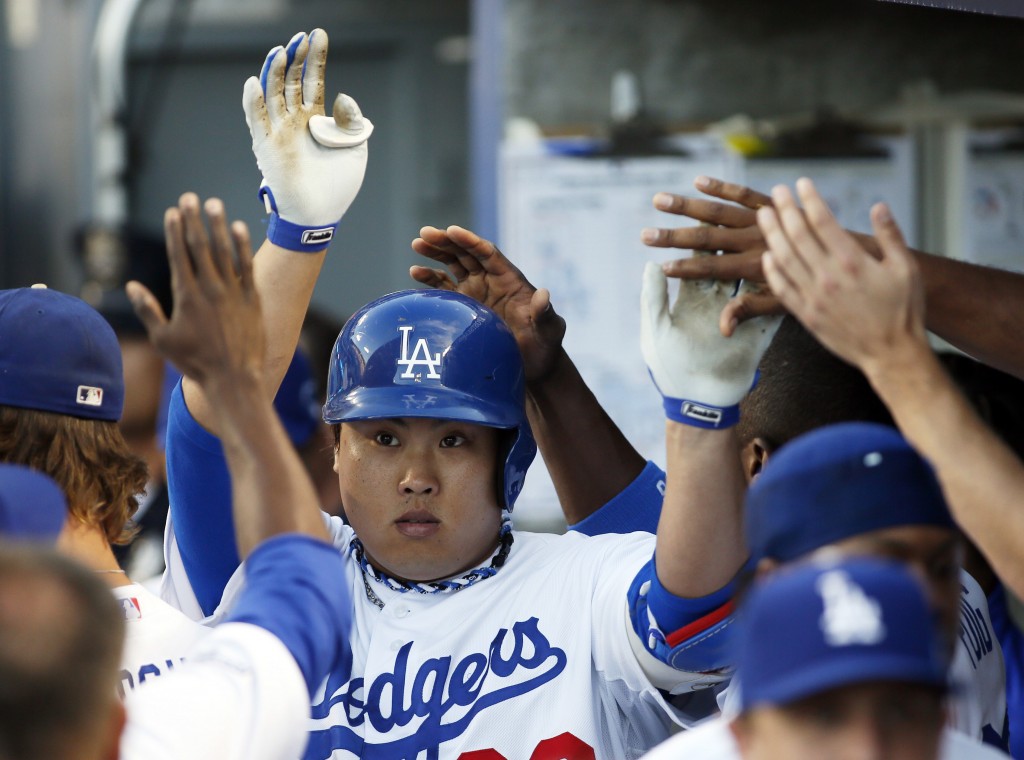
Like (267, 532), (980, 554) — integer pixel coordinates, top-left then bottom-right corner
(129, 198), (327, 555)
(640, 262), (781, 597)
(619, 259), (780, 681)
(411, 226), (647, 526)
(648, 176), (1024, 380)
(183, 29), (371, 436)
(127, 198), (352, 721)
(758, 177), (1024, 599)
(161, 29), (370, 614)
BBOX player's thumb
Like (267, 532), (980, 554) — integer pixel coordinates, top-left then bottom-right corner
(126, 281), (169, 341)
(310, 93), (374, 148)
(720, 291), (785, 337)
(531, 288), (567, 343)
(870, 202), (911, 269)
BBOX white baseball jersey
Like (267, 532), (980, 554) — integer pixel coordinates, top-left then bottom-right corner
(949, 569), (1008, 746)
(164, 521), (717, 760)
(121, 622), (310, 760)
(113, 582), (210, 697)
(714, 569), (1008, 750)
(639, 715), (1008, 759)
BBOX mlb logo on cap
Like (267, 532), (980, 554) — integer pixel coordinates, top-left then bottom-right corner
(77, 386), (104, 407)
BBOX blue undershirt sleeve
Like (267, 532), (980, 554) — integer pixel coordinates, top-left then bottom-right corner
(569, 461), (666, 536)
(165, 380), (241, 617)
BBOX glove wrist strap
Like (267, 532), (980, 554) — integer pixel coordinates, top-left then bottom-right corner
(266, 213), (339, 252)
(259, 186), (339, 253)
(662, 396), (740, 429)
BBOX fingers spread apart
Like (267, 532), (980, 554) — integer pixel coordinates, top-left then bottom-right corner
(694, 175), (773, 210)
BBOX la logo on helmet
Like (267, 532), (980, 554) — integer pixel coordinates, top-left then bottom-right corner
(397, 325), (442, 380)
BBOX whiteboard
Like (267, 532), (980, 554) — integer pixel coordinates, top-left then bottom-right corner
(962, 147), (1024, 274)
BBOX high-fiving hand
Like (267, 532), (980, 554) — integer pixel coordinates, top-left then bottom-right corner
(127, 193), (265, 390)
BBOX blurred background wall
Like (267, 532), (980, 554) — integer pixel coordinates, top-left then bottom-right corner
(2, 0), (1022, 320)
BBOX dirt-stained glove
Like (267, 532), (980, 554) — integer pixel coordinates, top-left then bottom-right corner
(242, 29), (373, 252)
(640, 261), (782, 428)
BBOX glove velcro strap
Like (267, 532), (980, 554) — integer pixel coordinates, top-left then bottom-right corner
(266, 213), (339, 253)
(258, 185), (339, 253)
(662, 396), (740, 429)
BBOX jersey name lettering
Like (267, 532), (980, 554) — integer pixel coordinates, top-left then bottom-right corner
(397, 326), (442, 380)
(117, 657), (184, 698)
(307, 617), (567, 759)
(958, 583), (994, 669)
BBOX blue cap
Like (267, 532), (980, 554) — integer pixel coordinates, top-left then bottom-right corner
(0, 464), (68, 542)
(739, 557), (948, 711)
(746, 423), (953, 563)
(0, 288), (124, 421)
(274, 349), (320, 448)
(154, 352), (320, 451)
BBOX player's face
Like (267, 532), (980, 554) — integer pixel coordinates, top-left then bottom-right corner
(335, 417), (502, 584)
(732, 682), (944, 760)
(807, 525), (961, 656)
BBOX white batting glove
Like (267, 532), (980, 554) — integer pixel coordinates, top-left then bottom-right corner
(242, 29), (373, 252)
(640, 261), (782, 428)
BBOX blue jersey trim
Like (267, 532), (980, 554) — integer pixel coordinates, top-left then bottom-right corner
(627, 558), (741, 673)
(569, 461), (665, 536)
(227, 534), (353, 695)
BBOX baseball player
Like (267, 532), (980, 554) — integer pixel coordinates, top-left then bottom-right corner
(153, 28), (789, 759)
(409, 204), (1008, 750)
(120, 194), (356, 760)
(0, 284), (210, 696)
(640, 424), (1009, 760)
(644, 556), (1007, 760)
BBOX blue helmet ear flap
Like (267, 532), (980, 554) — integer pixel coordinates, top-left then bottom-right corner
(323, 289), (536, 510)
(498, 423), (536, 511)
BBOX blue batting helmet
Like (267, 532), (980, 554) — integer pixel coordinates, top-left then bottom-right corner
(322, 290), (536, 510)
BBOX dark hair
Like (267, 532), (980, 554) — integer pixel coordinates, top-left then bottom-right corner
(0, 406), (148, 544)
(0, 545), (124, 759)
(941, 352), (1024, 459)
(738, 317), (894, 451)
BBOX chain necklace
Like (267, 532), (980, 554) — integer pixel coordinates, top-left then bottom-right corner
(353, 512), (513, 610)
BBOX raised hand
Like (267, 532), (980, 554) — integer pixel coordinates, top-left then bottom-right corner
(127, 193), (265, 390)
(243, 29), (372, 252)
(759, 178), (926, 374)
(640, 261), (782, 429)
(641, 177), (783, 337)
(410, 225), (566, 383)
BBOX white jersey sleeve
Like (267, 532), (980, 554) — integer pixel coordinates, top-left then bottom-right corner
(121, 622), (310, 760)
